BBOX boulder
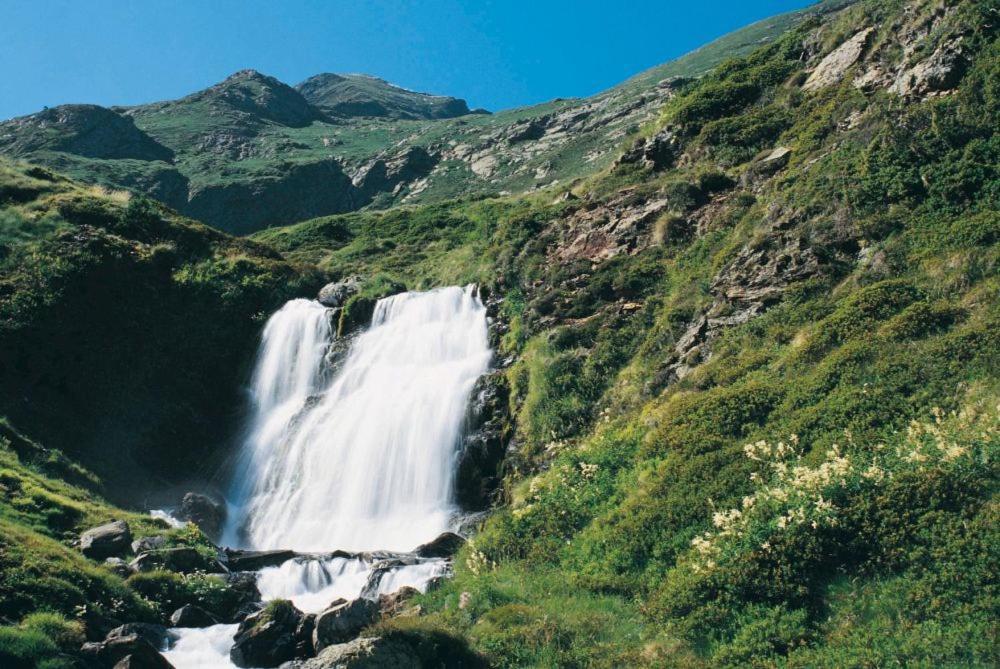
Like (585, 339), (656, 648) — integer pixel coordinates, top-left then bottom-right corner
(105, 557), (133, 577)
(414, 532), (465, 558)
(891, 38), (966, 97)
(224, 571), (265, 622)
(178, 492), (226, 539)
(230, 600), (303, 668)
(106, 623), (169, 651)
(294, 613), (316, 658)
(169, 604), (218, 628)
(317, 276), (363, 308)
(740, 147), (792, 186)
(280, 636), (420, 669)
(131, 535), (167, 554)
(80, 520), (132, 560)
(312, 599), (380, 652)
(81, 633), (174, 668)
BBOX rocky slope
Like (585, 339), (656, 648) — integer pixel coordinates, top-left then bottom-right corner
(0, 1), (851, 235)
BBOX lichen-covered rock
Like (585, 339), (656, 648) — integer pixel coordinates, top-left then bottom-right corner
(80, 520), (132, 560)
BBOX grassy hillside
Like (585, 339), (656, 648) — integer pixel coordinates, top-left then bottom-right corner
(0, 0), (996, 666)
(256, 0), (1000, 665)
(0, 160), (323, 499)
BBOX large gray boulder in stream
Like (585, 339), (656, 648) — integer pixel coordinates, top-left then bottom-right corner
(280, 636), (420, 668)
(80, 632), (174, 668)
(80, 520), (132, 559)
(312, 598), (379, 651)
(178, 492), (226, 539)
(231, 599), (303, 668)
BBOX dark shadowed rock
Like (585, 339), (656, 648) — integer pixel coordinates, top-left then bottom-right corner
(414, 532), (465, 558)
(231, 600), (303, 668)
(80, 520), (132, 560)
(616, 126), (681, 171)
(294, 613), (316, 658)
(312, 598), (380, 651)
(455, 371), (512, 510)
(106, 623), (169, 651)
(170, 604), (219, 628)
(179, 492), (226, 539)
(224, 548), (297, 571)
(105, 557), (133, 577)
(81, 633), (174, 668)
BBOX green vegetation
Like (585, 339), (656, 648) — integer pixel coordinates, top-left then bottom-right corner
(0, 0), (997, 666)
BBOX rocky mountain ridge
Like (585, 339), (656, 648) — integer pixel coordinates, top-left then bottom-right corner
(0, 1), (851, 234)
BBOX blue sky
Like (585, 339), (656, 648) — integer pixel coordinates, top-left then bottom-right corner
(0, 0), (814, 121)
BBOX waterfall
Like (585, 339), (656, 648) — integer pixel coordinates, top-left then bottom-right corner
(226, 285), (491, 552)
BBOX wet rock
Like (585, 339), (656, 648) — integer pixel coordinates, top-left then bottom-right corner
(106, 623), (169, 651)
(231, 600), (303, 668)
(179, 493), (226, 539)
(130, 547), (226, 574)
(169, 604), (219, 628)
(803, 28), (875, 91)
(294, 613), (316, 658)
(455, 371), (512, 510)
(317, 276), (363, 308)
(80, 520), (132, 560)
(81, 633), (174, 669)
(312, 598), (380, 651)
(224, 571), (265, 622)
(415, 532), (465, 558)
(225, 548), (297, 571)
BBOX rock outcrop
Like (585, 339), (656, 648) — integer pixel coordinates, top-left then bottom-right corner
(803, 28), (875, 91)
(455, 371), (512, 509)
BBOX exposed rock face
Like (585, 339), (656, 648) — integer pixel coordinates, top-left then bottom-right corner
(554, 190), (673, 263)
(803, 28), (875, 91)
(179, 492), (226, 539)
(131, 535), (167, 554)
(169, 604), (219, 628)
(352, 147), (439, 198)
(414, 532), (466, 558)
(81, 633), (174, 669)
(231, 602), (304, 668)
(318, 276), (363, 308)
(312, 599), (380, 652)
(890, 38), (966, 96)
(455, 371), (512, 510)
(281, 636), (421, 669)
(80, 520), (132, 560)
(741, 146), (792, 186)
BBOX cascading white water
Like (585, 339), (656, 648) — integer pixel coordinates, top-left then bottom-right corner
(229, 285), (491, 551)
(165, 286), (490, 668)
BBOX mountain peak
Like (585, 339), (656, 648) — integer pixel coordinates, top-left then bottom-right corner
(296, 72), (477, 120)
